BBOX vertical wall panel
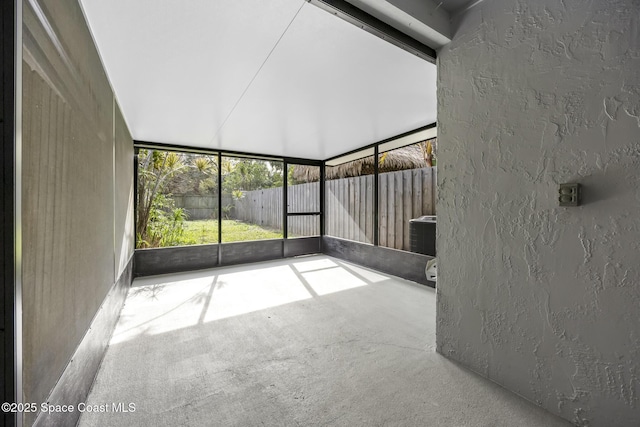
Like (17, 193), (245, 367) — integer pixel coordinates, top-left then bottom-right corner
(114, 102), (134, 277)
(21, 0), (134, 425)
(22, 64), (114, 425)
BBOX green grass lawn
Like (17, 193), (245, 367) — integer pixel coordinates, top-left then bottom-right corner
(182, 219), (283, 244)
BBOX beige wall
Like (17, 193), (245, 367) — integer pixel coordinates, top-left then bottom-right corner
(114, 103), (135, 278)
(22, 0), (134, 424)
(437, 0), (640, 425)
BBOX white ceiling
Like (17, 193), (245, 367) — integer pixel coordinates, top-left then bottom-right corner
(80, 0), (437, 160)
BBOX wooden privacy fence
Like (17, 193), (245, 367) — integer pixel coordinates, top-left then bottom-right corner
(173, 195), (232, 220)
(326, 167), (436, 250)
(234, 167), (436, 250)
(234, 182), (320, 236)
(376, 167), (436, 251)
(234, 187), (284, 232)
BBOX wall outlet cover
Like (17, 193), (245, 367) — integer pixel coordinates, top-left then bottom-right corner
(559, 183), (581, 206)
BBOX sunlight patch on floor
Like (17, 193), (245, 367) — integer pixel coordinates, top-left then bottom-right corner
(111, 275), (216, 344)
(111, 257), (379, 344)
(201, 265), (313, 323)
(297, 264), (368, 296)
(289, 257), (339, 272)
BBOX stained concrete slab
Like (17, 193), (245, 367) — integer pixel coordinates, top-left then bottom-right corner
(79, 255), (571, 427)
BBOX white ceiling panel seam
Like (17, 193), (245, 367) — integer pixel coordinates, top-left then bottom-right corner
(213, 4), (436, 159)
(210, 0), (308, 147)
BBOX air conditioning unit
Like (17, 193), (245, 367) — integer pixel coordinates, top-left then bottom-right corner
(409, 215), (436, 256)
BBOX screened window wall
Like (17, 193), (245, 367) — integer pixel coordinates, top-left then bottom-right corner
(287, 164), (320, 238)
(323, 127), (437, 254)
(378, 139), (436, 252)
(222, 156), (284, 242)
(136, 149), (219, 248)
(135, 131), (434, 252)
(136, 150), (297, 248)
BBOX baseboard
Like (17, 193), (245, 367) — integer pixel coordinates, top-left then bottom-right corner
(31, 256), (133, 427)
(322, 236), (435, 287)
(133, 238), (323, 278)
(134, 237), (432, 286)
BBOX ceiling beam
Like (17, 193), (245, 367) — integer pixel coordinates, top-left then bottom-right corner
(345, 0), (452, 49)
(307, 0), (437, 63)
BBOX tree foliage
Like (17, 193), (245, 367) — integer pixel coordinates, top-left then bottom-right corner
(136, 150), (188, 247)
(221, 158), (283, 195)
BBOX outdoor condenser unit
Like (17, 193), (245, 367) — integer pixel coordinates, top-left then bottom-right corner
(409, 215), (436, 256)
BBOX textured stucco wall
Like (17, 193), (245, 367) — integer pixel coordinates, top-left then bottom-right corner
(436, 0), (640, 425)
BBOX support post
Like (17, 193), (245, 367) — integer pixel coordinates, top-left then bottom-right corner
(1, 1), (22, 425)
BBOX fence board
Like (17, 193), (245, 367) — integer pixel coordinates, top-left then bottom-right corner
(387, 173), (395, 248)
(354, 177), (361, 242)
(327, 182), (332, 236)
(337, 180), (343, 239)
(334, 181), (340, 238)
(403, 170), (413, 251)
(347, 178), (353, 241)
(394, 173), (403, 250)
(332, 181), (338, 237)
(433, 167), (437, 214)
(423, 168), (433, 215)
(366, 175), (373, 244)
(379, 174), (387, 247)
(412, 170), (423, 220)
(342, 179), (347, 239)
(331, 181), (342, 236)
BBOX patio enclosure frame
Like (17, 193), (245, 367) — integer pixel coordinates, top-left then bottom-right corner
(133, 123), (435, 287)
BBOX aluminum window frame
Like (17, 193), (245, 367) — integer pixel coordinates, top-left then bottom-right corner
(133, 140), (323, 257)
(322, 122), (436, 249)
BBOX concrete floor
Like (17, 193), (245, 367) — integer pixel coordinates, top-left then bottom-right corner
(79, 255), (571, 427)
